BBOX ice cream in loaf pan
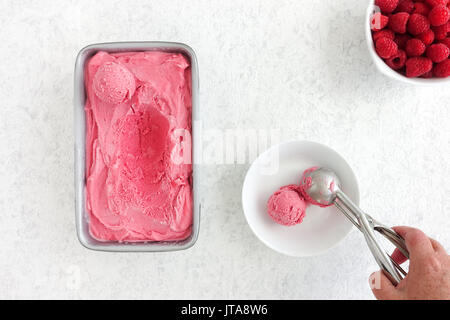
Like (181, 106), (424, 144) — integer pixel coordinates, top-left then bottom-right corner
(84, 51), (193, 242)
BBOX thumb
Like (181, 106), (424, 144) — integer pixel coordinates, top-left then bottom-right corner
(369, 271), (399, 300)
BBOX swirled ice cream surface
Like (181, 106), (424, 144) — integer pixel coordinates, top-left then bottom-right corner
(85, 51), (193, 242)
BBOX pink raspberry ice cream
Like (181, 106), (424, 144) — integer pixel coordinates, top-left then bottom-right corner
(93, 62), (136, 104)
(85, 51), (193, 242)
(267, 185), (307, 226)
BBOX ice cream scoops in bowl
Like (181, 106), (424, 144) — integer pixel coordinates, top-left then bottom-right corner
(266, 185), (307, 226)
(366, 0), (450, 85)
(242, 141), (359, 257)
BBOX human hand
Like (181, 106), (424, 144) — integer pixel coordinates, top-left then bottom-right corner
(369, 226), (450, 300)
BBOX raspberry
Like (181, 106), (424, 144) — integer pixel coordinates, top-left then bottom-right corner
(371, 12), (390, 31)
(376, 0), (400, 13)
(429, 5), (450, 26)
(432, 23), (448, 39)
(439, 37), (450, 48)
(417, 29), (436, 45)
(426, 43), (450, 61)
(421, 70), (434, 77)
(395, 33), (412, 49)
(396, 0), (415, 13)
(376, 37), (399, 58)
(406, 57), (433, 77)
(385, 49), (407, 69)
(426, 0), (448, 7)
(389, 12), (410, 33)
(414, 2), (431, 16)
(406, 38), (427, 56)
(373, 29), (396, 41)
(433, 59), (450, 76)
(408, 14), (431, 35)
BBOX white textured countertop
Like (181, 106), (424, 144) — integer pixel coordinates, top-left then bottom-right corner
(0, 0), (449, 299)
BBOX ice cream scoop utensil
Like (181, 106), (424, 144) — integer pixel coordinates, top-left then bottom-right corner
(334, 201), (407, 276)
(336, 191), (405, 284)
(333, 201), (407, 276)
(300, 167), (409, 285)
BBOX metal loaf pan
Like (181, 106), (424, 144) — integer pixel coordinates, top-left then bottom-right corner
(74, 42), (200, 252)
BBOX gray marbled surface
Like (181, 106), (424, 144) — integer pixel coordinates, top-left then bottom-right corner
(0, 0), (449, 299)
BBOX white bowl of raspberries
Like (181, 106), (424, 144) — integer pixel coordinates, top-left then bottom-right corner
(367, 0), (450, 84)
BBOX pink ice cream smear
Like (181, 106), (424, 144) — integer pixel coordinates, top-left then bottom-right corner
(267, 185), (307, 226)
(84, 51), (193, 242)
(299, 166), (333, 208)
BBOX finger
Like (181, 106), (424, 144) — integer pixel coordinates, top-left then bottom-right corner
(369, 271), (399, 300)
(393, 226), (446, 255)
(429, 237), (447, 254)
(392, 226), (434, 260)
(391, 248), (408, 265)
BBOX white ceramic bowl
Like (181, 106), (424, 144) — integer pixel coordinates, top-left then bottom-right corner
(366, 0), (450, 86)
(242, 141), (360, 257)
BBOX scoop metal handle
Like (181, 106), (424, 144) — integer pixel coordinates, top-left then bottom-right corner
(371, 219), (409, 259)
(335, 190), (405, 285)
(333, 202), (407, 277)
